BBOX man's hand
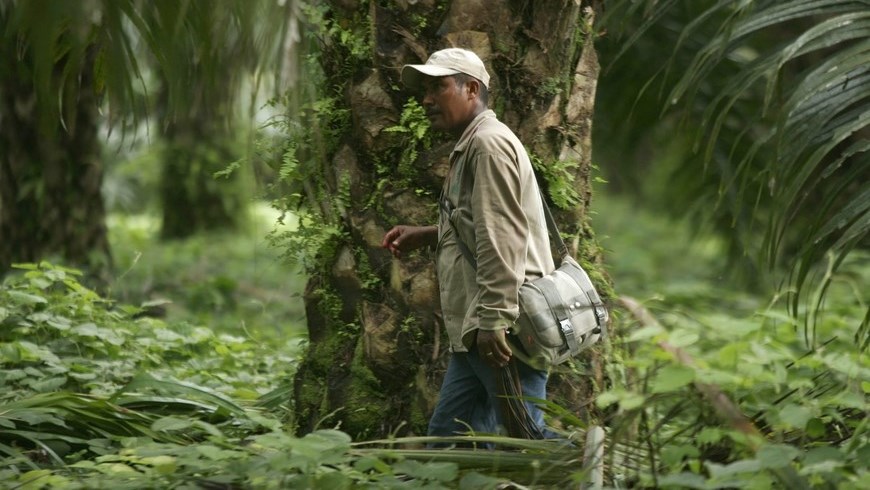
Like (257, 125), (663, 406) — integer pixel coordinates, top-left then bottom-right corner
(381, 225), (437, 258)
(477, 328), (512, 368)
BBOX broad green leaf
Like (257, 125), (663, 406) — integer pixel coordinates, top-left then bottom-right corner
(459, 471), (505, 489)
(619, 392), (646, 410)
(151, 416), (194, 432)
(102, 463), (139, 474)
(778, 404), (812, 430)
(803, 446), (843, 466)
(353, 455), (393, 474)
(757, 443), (800, 469)
(706, 458), (761, 478)
(667, 329), (699, 348)
(392, 460), (459, 483)
(805, 418), (827, 439)
(595, 390), (646, 410)
(72, 323), (100, 337)
(139, 455), (177, 475)
(656, 472), (708, 489)
(196, 445), (239, 461)
(662, 444), (700, 467)
(28, 277), (52, 289)
(651, 365), (695, 393)
(28, 376), (68, 393)
(628, 324), (666, 342)
(697, 427), (723, 446)
(16, 341), (61, 364)
(313, 472), (351, 489)
(6, 291), (47, 305)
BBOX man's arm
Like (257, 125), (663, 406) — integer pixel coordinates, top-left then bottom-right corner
(381, 225), (438, 258)
(471, 151), (529, 367)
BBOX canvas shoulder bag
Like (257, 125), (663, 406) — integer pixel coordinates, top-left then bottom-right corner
(440, 189), (608, 368)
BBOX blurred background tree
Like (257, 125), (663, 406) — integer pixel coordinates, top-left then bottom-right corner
(0, 0), (291, 277)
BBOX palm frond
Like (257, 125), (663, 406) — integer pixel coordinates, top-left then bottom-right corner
(0, 391), (175, 464)
(1, 0), (295, 131)
(600, 0), (870, 342)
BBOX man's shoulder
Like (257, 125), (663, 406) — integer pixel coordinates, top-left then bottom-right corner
(470, 115), (522, 153)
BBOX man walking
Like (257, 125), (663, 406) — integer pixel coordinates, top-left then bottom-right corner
(381, 48), (555, 439)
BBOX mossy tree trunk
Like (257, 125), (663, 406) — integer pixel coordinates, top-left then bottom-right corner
(293, 0), (607, 438)
(0, 42), (110, 278)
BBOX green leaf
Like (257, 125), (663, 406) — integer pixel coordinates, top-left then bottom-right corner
(628, 324), (665, 342)
(353, 455), (392, 474)
(196, 444), (238, 461)
(392, 460), (459, 482)
(706, 458), (761, 478)
(651, 364), (695, 393)
(657, 472), (708, 489)
(803, 446), (843, 467)
(697, 427), (723, 446)
(757, 443), (800, 469)
(151, 416), (195, 432)
(459, 471), (505, 489)
(6, 291), (47, 305)
(805, 418), (826, 439)
(667, 329), (700, 348)
(72, 323), (100, 337)
(28, 376), (68, 392)
(662, 444), (700, 467)
(778, 404), (812, 430)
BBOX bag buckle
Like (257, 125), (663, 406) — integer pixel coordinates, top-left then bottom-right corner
(560, 319), (574, 339)
(593, 305), (607, 328)
(560, 319), (582, 352)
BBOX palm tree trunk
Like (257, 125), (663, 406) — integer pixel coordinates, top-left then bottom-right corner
(158, 78), (247, 240)
(0, 45), (110, 278)
(292, 0), (608, 438)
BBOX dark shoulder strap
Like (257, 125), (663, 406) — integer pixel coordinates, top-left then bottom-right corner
(538, 190), (569, 259)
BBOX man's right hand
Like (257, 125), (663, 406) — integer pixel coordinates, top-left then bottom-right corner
(381, 225), (437, 258)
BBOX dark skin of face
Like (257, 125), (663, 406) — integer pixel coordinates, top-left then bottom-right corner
(420, 75), (487, 135)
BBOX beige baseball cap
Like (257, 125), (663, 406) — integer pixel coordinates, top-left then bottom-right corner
(401, 48), (490, 91)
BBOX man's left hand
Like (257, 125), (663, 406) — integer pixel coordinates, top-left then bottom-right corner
(477, 328), (512, 368)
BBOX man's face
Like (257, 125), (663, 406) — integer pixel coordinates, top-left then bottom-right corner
(421, 76), (473, 133)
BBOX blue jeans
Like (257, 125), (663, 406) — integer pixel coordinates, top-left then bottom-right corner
(427, 347), (550, 438)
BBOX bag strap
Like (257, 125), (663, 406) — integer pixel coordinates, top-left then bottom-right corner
(538, 191), (571, 260)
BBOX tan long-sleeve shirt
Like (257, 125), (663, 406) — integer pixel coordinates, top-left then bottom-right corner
(436, 110), (555, 352)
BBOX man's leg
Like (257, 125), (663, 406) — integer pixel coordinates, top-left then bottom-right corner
(514, 359), (550, 432)
(464, 350), (552, 437)
(428, 353), (497, 438)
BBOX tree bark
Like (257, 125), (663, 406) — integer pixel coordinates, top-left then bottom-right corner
(293, 0), (608, 438)
(0, 42), (111, 279)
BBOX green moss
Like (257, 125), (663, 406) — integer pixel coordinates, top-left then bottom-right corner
(341, 340), (387, 436)
(538, 76), (565, 97)
(407, 398), (429, 434)
(355, 249), (382, 294)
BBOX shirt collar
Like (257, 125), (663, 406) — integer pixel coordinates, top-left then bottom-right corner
(451, 110), (495, 155)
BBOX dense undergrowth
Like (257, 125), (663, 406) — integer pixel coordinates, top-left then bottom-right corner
(0, 196), (866, 488)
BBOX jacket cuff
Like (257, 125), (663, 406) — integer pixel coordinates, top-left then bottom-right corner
(477, 320), (512, 331)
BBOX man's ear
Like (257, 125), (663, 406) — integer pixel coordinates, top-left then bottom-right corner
(465, 79), (480, 101)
